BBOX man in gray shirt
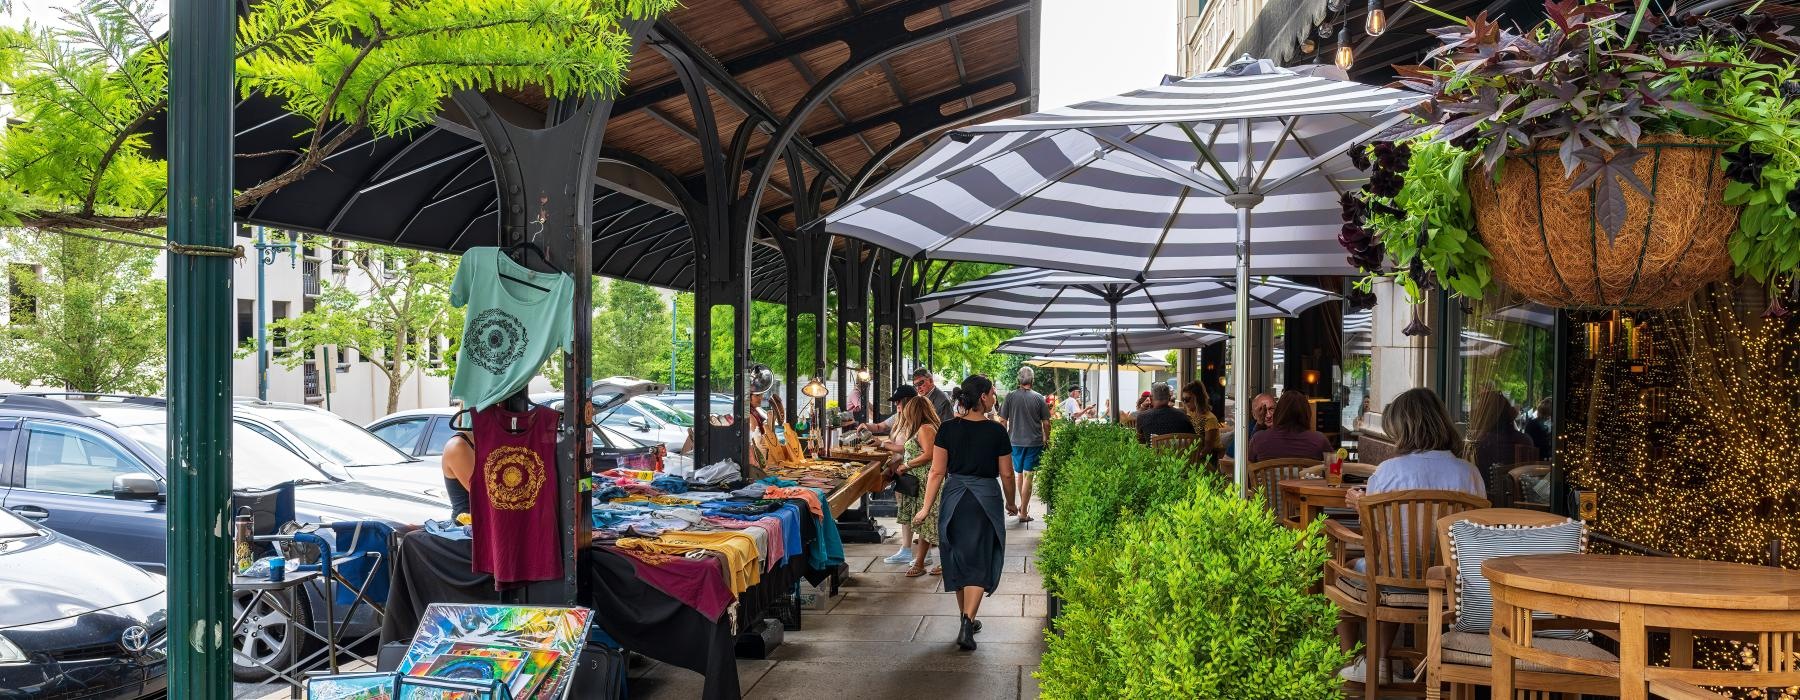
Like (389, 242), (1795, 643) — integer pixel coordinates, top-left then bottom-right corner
(912, 367), (954, 422)
(1000, 366), (1050, 523)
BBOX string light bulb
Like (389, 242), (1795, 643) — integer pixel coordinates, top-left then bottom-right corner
(1301, 37), (1317, 53)
(1365, 0), (1388, 37)
(1334, 24), (1355, 71)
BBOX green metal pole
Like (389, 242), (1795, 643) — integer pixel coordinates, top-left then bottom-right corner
(166, 0), (235, 696)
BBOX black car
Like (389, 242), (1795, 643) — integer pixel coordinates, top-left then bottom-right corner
(0, 394), (443, 681)
(0, 505), (167, 699)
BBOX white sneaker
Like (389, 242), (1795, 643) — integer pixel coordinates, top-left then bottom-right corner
(883, 549), (915, 565)
(1336, 655), (1391, 684)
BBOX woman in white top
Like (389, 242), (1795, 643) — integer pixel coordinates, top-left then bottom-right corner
(1339, 387), (1485, 685)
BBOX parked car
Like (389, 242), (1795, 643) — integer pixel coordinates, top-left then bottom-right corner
(369, 407), (666, 474)
(653, 392), (734, 419)
(595, 397), (690, 452)
(0, 393), (443, 681)
(232, 398), (448, 503)
(0, 505), (167, 699)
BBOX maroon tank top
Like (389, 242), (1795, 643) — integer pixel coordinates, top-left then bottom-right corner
(469, 404), (561, 586)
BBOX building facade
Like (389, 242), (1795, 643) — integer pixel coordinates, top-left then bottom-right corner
(1179, 0), (1267, 76)
(1, 227), (452, 424)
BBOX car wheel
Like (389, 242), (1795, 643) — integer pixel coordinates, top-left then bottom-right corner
(230, 588), (310, 682)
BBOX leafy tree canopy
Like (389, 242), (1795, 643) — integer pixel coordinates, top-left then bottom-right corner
(0, 229), (166, 393)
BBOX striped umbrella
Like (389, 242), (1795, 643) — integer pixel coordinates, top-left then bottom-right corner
(1027, 352), (1170, 372)
(824, 57), (1420, 482)
(996, 327), (1226, 356)
(913, 267), (1337, 330)
(1342, 310), (1513, 357)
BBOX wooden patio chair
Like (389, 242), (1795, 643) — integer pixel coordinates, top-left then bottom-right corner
(1324, 489), (1490, 700)
(1150, 432), (1207, 468)
(1424, 508), (1617, 700)
(1506, 463), (1553, 511)
(1246, 457), (1320, 516)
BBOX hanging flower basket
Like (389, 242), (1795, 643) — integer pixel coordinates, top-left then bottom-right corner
(1467, 135), (1739, 309)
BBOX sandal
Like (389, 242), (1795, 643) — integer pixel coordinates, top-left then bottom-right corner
(905, 563), (928, 578)
(929, 565), (943, 576)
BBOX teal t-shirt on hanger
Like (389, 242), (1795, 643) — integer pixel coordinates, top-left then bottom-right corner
(449, 247), (574, 411)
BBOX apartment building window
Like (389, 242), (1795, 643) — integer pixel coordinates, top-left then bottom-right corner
(236, 299), (254, 345)
(8, 263), (39, 325)
(271, 301), (290, 356)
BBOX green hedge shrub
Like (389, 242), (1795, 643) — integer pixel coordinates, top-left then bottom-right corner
(1038, 475), (1349, 700)
(1037, 420), (1120, 511)
(1036, 425), (1201, 595)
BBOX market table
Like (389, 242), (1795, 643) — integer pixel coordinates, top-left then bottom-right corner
(1276, 478), (1356, 529)
(1485, 553), (1800, 699)
(826, 459), (885, 519)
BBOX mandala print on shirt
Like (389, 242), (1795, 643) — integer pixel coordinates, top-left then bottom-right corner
(466, 309), (528, 374)
(484, 445), (546, 511)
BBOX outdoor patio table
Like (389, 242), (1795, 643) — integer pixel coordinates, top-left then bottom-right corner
(1277, 478), (1356, 530)
(1485, 553), (1800, 699)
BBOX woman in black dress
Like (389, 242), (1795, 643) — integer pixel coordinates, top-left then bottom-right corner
(913, 374), (1017, 650)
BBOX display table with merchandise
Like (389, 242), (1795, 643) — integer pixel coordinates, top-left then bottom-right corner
(381, 465), (868, 700)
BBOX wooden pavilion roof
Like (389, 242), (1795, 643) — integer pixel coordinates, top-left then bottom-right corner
(226, 0), (1041, 301)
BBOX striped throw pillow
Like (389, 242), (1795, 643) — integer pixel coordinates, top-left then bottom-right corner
(1450, 519), (1588, 639)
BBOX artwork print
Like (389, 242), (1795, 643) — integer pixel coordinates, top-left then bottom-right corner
(466, 309), (528, 373)
(398, 604), (591, 700)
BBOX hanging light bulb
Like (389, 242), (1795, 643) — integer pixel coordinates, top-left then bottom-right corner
(1365, 0), (1388, 37)
(1334, 24), (1354, 71)
(854, 368), (871, 383)
(1301, 37), (1317, 53)
(802, 376), (829, 398)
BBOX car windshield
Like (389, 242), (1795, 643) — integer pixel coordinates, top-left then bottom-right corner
(0, 507), (38, 539)
(274, 413), (417, 467)
(636, 398), (692, 427)
(119, 423), (332, 489)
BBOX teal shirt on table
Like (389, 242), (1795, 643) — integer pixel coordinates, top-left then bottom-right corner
(449, 247), (574, 411)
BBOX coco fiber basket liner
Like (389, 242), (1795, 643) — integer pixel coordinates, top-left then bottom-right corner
(1467, 134), (1738, 309)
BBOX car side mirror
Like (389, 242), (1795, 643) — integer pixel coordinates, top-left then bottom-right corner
(113, 474), (163, 501)
(627, 417), (651, 432)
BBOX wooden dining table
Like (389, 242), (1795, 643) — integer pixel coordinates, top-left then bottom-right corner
(1484, 553), (1800, 700)
(1275, 478), (1358, 529)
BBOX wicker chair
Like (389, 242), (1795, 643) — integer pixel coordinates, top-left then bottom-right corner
(1424, 509), (1615, 700)
(1324, 489), (1491, 700)
(1506, 463), (1553, 511)
(1149, 432), (1207, 468)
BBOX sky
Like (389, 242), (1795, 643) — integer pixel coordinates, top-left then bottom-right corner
(4, 0), (1180, 108)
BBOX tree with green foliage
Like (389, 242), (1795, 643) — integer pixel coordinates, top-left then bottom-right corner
(0, 229), (166, 393)
(259, 243), (458, 415)
(594, 280), (671, 380)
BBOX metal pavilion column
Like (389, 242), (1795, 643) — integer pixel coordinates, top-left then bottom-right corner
(166, 0), (235, 694)
(443, 19), (647, 601)
(777, 156), (832, 417)
(831, 239), (875, 422)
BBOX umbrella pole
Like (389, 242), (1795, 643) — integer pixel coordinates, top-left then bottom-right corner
(1109, 298), (1121, 423)
(1227, 118), (1264, 492)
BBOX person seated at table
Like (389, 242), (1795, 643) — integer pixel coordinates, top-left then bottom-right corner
(1224, 391), (1277, 458)
(1467, 390), (1536, 487)
(1246, 391), (1330, 462)
(441, 429), (475, 521)
(1134, 384), (1193, 444)
(1180, 380), (1221, 453)
(1522, 396), (1553, 459)
(1338, 387), (1485, 684)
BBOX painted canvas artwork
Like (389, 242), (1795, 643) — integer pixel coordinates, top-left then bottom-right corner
(398, 604), (591, 699)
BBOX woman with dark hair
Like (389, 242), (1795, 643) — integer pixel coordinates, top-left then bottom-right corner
(1245, 391), (1331, 462)
(1181, 380), (1221, 453)
(1467, 390), (1536, 476)
(913, 374), (1017, 651)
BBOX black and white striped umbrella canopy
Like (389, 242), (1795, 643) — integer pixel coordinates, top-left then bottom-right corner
(826, 57), (1419, 462)
(1027, 352), (1170, 372)
(825, 59), (1422, 279)
(996, 327), (1226, 356)
(1341, 311), (1512, 357)
(912, 267), (1338, 330)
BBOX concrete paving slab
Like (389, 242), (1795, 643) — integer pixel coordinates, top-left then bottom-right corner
(744, 660), (1020, 700)
(828, 591), (1023, 617)
(918, 615), (1047, 644)
(768, 640), (1047, 669)
(1022, 594), (1048, 618)
(628, 659), (775, 699)
(1021, 665), (1042, 700)
(840, 572), (946, 592)
(786, 613), (924, 642)
(992, 572), (1046, 596)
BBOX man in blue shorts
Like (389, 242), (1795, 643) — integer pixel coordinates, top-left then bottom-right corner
(1000, 366), (1050, 523)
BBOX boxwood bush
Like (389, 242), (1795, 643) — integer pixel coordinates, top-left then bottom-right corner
(1038, 475), (1349, 699)
(1037, 424), (1200, 595)
(1037, 420), (1120, 511)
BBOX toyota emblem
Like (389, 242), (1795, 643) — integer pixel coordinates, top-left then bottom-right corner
(120, 626), (149, 653)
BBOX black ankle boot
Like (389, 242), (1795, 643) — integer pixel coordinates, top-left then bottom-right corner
(956, 615), (978, 650)
(970, 618), (982, 634)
